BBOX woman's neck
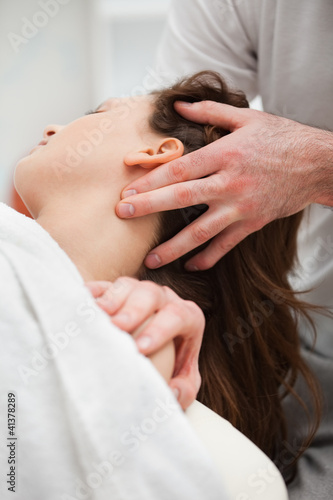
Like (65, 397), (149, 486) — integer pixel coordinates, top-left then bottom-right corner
(35, 199), (157, 282)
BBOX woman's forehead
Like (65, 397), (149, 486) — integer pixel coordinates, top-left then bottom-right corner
(101, 94), (153, 112)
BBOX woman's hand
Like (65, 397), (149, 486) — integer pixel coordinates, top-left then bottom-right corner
(116, 101), (333, 270)
(86, 277), (205, 410)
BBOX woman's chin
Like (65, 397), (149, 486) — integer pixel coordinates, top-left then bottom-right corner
(13, 157), (36, 216)
(14, 156), (27, 189)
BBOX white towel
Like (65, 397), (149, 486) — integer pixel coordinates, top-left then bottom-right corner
(0, 203), (226, 500)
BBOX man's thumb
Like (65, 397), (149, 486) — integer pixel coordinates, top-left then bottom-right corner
(174, 100), (245, 132)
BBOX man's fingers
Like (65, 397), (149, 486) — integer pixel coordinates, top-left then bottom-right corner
(186, 221), (253, 270)
(144, 208), (236, 268)
(117, 177), (224, 219)
(120, 140), (227, 200)
(122, 155), (193, 197)
(174, 100), (248, 130)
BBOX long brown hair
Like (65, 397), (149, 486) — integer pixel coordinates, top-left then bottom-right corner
(140, 71), (321, 474)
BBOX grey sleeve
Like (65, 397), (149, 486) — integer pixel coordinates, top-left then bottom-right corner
(156, 0), (259, 99)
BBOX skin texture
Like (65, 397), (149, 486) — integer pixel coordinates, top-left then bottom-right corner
(116, 101), (333, 271)
(15, 96), (183, 281)
(14, 96), (204, 408)
(133, 318), (176, 383)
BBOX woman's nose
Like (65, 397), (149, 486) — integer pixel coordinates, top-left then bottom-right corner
(43, 124), (63, 138)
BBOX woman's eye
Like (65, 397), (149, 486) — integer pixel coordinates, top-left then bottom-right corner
(85, 109), (102, 115)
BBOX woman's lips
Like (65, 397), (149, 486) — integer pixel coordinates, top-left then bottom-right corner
(29, 139), (48, 154)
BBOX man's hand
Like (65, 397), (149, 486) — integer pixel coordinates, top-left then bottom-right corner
(86, 277), (204, 410)
(116, 101), (333, 270)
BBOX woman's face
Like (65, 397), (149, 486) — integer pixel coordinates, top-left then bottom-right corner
(14, 95), (184, 280)
(14, 95), (172, 218)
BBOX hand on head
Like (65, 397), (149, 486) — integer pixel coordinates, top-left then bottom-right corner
(116, 100), (321, 271)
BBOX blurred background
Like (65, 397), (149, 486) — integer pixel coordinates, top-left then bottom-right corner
(0, 0), (171, 204)
(0, 0), (262, 206)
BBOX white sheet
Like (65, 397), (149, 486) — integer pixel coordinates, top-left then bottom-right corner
(0, 203), (226, 500)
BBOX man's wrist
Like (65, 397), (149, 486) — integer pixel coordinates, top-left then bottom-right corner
(309, 128), (333, 207)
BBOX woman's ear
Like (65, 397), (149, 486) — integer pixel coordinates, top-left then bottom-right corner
(124, 137), (184, 169)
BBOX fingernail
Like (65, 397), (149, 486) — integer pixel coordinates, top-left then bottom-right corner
(172, 388), (180, 400)
(136, 336), (152, 351)
(114, 313), (130, 324)
(176, 101), (193, 107)
(185, 263), (199, 272)
(145, 253), (162, 269)
(122, 189), (137, 199)
(118, 203), (134, 218)
(96, 297), (114, 308)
